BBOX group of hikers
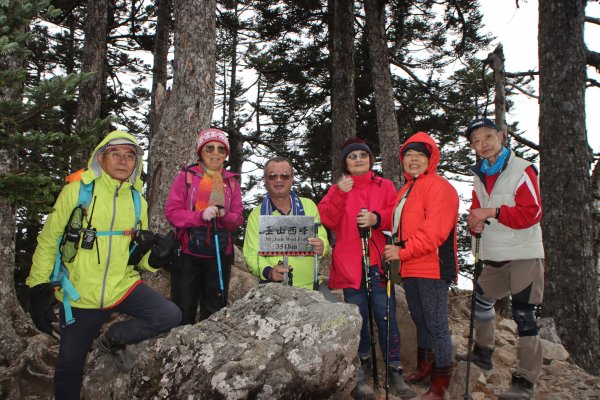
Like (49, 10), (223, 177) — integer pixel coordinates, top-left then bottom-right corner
(26, 117), (544, 400)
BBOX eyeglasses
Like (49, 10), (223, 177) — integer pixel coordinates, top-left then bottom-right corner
(204, 144), (227, 155)
(266, 173), (292, 181)
(347, 152), (369, 161)
(108, 152), (137, 162)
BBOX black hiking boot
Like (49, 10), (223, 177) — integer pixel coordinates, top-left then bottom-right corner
(498, 373), (535, 400)
(97, 331), (134, 373)
(455, 344), (494, 370)
(389, 367), (416, 398)
(351, 357), (376, 400)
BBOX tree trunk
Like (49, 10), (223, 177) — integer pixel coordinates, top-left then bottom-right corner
(593, 159), (600, 285)
(539, 0), (599, 374)
(75, 0), (109, 164)
(61, 19), (78, 151)
(484, 44), (508, 141)
(148, 0), (172, 142)
(329, 0), (356, 182)
(484, 43), (511, 318)
(226, 2), (243, 176)
(147, 0), (217, 232)
(0, 38), (28, 373)
(0, 21), (48, 397)
(364, 0), (401, 188)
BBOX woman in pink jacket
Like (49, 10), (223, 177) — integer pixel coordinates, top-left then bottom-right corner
(319, 137), (415, 399)
(165, 128), (243, 324)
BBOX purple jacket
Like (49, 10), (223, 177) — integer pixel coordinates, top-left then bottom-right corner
(165, 164), (244, 256)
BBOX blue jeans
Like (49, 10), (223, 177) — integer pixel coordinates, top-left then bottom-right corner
(54, 283), (181, 400)
(403, 277), (452, 367)
(343, 266), (401, 367)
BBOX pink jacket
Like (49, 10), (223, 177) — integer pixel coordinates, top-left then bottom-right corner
(165, 164), (244, 256)
(318, 171), (397, 290)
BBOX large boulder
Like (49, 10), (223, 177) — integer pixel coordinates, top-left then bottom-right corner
(84, 283), (361, 399)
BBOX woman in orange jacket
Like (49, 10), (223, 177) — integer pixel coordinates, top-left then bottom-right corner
(384, 132), (459, 400)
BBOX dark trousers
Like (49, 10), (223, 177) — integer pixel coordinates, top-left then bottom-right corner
(54, 283), (181, 400)
(403, 277), (452, 367)
(170, 251), (232, 324)
(343, 265), (401, 367)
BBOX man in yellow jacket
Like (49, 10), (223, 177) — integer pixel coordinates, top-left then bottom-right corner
(26, 131), (181, 400)
(243, 156), (331, 298)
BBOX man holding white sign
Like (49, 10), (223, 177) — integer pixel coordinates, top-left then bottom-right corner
(243, 157), (330, 293)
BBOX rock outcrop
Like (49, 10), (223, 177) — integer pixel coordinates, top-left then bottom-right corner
(79, 251), (600, 400)
(84, 283), (361, 399)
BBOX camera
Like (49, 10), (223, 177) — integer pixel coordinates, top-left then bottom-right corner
(81, 228), (97, 250)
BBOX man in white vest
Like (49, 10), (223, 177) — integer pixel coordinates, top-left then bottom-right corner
(457, 118), (544, 400)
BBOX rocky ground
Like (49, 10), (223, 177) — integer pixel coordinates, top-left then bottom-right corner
(365, 285), (600, 400)
(12, 248), (600, 399)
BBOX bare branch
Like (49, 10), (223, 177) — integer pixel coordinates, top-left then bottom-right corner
(390, 58), (479, 112)
(241, 134), (285, 155)
(448, 0), (468, 56)
(588, 78), (600, 88)
(508, 129), (539, 151)
(585, 15), (600, 25)
(587, 48), (600, 69)
(507, 82), (539, 99)
(506, 70), (539, 78)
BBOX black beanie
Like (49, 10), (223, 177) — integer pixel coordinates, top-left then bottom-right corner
(341, 137), (372, 159)
(401, 142), (430, 158)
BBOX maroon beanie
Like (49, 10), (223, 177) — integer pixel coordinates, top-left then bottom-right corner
(340, 137), (373, 159)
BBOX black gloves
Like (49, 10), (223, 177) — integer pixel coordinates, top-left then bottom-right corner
(149, 230), (178, 268)
(128, 230), (156, 265)
(29, 283), (54, 335)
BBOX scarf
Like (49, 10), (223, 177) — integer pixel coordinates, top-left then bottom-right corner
(260, 191), (305, 216)
(480, 146), (509, 176)
(194, 164), (225, 211)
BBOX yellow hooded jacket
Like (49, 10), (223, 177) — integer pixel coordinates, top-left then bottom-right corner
(26, 131), (156, 309)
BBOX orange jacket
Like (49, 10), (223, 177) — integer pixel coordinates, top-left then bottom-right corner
(392, 132), (459, 282)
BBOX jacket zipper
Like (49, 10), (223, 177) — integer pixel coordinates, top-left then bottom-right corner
(100, 184), (120, 307)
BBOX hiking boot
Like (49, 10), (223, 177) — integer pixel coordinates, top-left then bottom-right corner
(97, 331), (134, 373)
(455, 344), (494, 370)
(389, 367), (416, 398)
(421, 365), (452, 400)
(403, 347), (434, 384)
(351, 357), (376, 400)
(498, 373), (535, 400)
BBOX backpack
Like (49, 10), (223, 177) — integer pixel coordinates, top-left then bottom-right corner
(50, 169), (141, 326)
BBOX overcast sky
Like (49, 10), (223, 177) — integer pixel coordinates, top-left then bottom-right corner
(477, 0), (600, 152)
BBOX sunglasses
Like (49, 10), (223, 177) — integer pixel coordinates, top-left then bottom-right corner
(266, 173), (292, 181)
(347, 152), (369, 160)
(203, 144), (227, 155)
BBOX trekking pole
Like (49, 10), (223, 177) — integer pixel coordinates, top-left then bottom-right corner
(211, 211), (226, 308)
(358, 209), (379, 389)
(383, 233), (393, 400)
(282, 255), (292, 286)
(463, 234), (482, 400)
(313, 222), (321, 291)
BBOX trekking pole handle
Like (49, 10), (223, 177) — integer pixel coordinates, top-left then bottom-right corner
(357, 208), (370, 238)
(384, 233), (393, 245)
(211, 205), (224, 231)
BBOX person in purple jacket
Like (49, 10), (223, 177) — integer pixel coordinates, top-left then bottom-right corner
(165, 128), (244, 324)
